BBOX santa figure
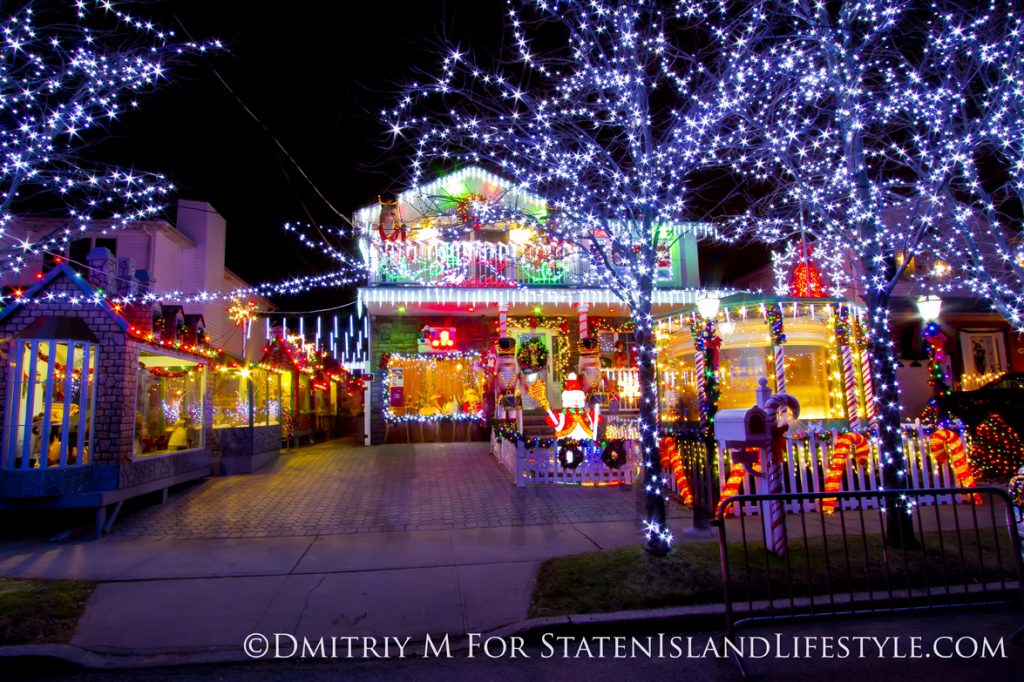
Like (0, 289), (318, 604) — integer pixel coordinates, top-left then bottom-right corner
(546, 373), (600, 440)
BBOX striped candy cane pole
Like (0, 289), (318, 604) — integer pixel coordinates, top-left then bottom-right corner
(773, 345), (787, 422)
(578, 303), (589, 339)
(498, 303), (508, 339)
(763, 392), (798, 557)
(859, 346), (879, 433)
(840, 345), (862, 430)
(695, 347), (706, 411)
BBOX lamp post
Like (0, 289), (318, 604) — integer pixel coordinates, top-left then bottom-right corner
(916, 295), (950, 422)
(690, 293), (721, 533)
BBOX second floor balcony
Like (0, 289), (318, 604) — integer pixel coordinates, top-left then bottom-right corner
(367, 240), (586, 288)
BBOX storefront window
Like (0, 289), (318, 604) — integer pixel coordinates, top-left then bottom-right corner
(2, 339), (97, 469)
(385, 355), (486, 420)
(213, 369), (250, 428)
(253, 369), (282, 426)
(298, 374), (312, 414)
(213, 367), (283, 428)
(135, 351), (204, 457)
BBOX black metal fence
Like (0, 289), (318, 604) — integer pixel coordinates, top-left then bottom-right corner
(715, 487), (1024, 636)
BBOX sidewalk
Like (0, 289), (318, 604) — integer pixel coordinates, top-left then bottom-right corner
(0, 516), (699, 660)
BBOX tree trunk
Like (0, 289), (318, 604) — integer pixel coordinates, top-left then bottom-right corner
(863, 291), (919, 549)
(633, 287), (670, 556)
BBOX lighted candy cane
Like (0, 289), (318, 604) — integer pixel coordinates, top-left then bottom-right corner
(929, 428), (981, 504)
(720, 462), (749, 517)
(578, 303), (589, 339)
(763, 391), (799, 556)
(821, 432), (871, 514)
(498, 303), (508, 339)
(694, 348), (706, 414)
(840, 346), (862, 430)
(659, 436), (693, 506)
(854, 315), (879, 433)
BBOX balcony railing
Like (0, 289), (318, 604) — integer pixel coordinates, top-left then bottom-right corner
(367, 241), (585, 287)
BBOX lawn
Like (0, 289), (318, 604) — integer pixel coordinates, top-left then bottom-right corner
(529, 530), (1019, 618)
(0, 578), (95, 646)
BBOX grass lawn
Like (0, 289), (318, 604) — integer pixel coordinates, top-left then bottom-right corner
(0, 578), (95, 646)
(529, 530), (1018, 618)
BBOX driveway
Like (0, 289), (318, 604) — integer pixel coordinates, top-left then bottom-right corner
(111, 440), (685, 539)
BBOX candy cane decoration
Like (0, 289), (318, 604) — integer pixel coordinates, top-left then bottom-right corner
(763, 391), (799, 556)
(695, 348), (706, 410)
(821, 432), (871, 514)
(659, 436), (693, 506)
(720, 462), (749, 517)
(773, 346), (788, 422)
(578, 303), (589, 339)
(858, 347), (879, 433)
(498, 303), (508, 339)
(929, 428), (981, 504)
(840, 345), (862, 430)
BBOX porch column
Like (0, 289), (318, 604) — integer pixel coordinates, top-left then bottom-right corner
(577, 303), (589, 339)
(498, 303), (508, 339)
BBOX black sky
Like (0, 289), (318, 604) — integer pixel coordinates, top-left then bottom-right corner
(94, 0), (507, 312)
(96, 0), (766, 312)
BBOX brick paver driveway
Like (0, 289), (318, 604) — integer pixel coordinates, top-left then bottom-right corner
(112, 440), (685, 539)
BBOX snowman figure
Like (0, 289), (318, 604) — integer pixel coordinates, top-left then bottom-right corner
(546, 373), (601, 440)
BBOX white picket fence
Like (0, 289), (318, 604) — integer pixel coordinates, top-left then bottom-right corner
(667, 424), (969, 515)
(491, 434), (640, 487)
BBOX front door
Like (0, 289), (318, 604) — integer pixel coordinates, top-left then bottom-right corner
(516, 330), (559, 409)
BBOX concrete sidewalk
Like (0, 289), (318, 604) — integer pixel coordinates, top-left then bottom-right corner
(0, 517), (698, 657)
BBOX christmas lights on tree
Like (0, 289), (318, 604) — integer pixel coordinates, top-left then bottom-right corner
(384, 0), (777, 556)
(0, 1), (221, 276)
(716, 0), (1024, 547)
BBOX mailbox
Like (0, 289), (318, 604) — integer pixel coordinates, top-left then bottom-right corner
(716, 406), (769, 449)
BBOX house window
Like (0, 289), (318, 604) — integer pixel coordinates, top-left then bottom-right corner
(134, 351), (204, 456)
(2, 339), (98, 469)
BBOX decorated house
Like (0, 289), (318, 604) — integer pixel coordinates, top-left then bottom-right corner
(354, 166), (719, 482)
(0, 260), (221, 534)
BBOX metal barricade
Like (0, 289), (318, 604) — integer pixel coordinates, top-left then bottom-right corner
(716, 487), (1024, 638)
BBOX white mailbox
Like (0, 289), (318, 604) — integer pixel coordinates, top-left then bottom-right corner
(715, 406), (769, 449)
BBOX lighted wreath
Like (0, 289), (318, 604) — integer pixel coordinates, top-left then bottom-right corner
(601, 440), (628, 470)
(516, 337), (548, 373)
(558, 439), (583, 469)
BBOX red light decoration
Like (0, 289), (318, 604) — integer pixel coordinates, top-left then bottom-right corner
(788, 241), (827, 298)
(419, 326), (457, 353)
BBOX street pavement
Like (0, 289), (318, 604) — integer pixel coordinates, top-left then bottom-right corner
(2, 439), (1022, 678)
(0, 440), (693, 659)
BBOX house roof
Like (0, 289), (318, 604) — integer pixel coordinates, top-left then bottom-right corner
(352, 165), (547, 230)
(0, 263), (128, 331)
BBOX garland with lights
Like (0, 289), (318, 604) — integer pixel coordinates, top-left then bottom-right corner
(690, 314), (720, 434)
(921, 321), (952, 423)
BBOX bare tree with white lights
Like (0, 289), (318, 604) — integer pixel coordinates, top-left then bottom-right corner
(0, 0), (220, 278)
(384, 0), (776, 554)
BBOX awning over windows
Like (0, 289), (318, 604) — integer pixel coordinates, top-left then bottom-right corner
(15, 316), (99, 343)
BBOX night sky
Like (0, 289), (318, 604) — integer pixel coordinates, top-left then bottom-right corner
(97, 0), (765, 313)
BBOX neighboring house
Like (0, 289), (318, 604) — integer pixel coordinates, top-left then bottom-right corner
(353, 166), (712, 444)
(3, 199), (272, 362)
(728, 250), (1024, 421)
